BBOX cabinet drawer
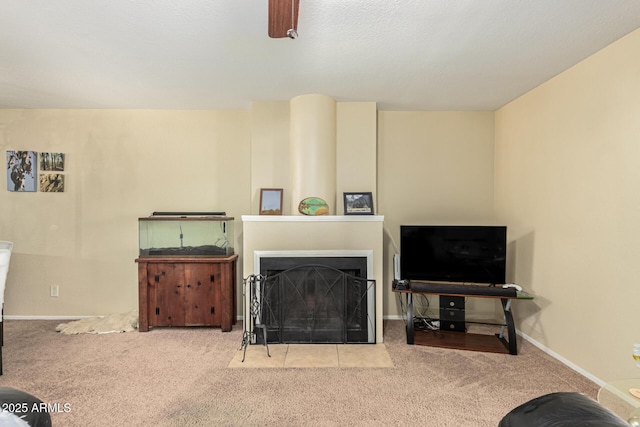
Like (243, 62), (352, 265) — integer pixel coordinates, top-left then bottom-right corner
(440, 295), (465, 309)
(441, 321), (466, 332)
(440, 308), (465, 322)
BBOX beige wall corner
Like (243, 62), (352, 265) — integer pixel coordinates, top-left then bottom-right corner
(494, 28), (640, 381)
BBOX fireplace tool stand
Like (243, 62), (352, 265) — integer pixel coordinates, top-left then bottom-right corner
(240, 274), (271, 362)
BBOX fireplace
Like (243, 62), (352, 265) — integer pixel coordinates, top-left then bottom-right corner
(254, 251), (375, 344)
(241, 215), (384, 343)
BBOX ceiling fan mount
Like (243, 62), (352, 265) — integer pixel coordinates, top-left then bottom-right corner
(269, 0), (300, 39)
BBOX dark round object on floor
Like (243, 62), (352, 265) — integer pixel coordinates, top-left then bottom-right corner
(0, 386), (53, 426)
(499, 392), (628, 427)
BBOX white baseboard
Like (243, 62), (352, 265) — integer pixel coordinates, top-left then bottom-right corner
(518, 330), (605, 387)
(5, 315), (243, 321)
(3, 315), (94, 321)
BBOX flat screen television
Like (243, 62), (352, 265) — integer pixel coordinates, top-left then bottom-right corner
(400, 225), (507, 285)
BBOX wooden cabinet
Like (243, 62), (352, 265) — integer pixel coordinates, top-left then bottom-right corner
(136, 255), (238, 332)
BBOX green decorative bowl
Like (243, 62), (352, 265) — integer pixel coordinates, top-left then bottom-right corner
(298, 197), (329, 216)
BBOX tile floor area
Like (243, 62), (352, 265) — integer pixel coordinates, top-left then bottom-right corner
(228, 343), (394, 368)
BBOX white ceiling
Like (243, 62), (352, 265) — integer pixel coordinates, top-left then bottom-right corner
(2, 0), (640, 111)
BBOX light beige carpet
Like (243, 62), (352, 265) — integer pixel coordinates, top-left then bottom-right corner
(1, 320), (600, 427)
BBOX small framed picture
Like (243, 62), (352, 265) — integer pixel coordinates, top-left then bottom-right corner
(7, 150), (37, 192)
(39, 152), (65, 171)
(259, 188), (283, 215)
(343, 192), (374, 215)
(39, 173), (65, 192)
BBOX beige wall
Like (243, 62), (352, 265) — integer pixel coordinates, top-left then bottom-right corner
(248, 106), (498, 328)
(0, 109), (251, 316)
(336, 102), (378, 215)
(250, 100), (378, 216)
(250, 101), (291, 214)
(290, 95), (337, 214)
(378, 111), (497, 318)
(1, 106), (495, 326)
(495, 28), (640, 380)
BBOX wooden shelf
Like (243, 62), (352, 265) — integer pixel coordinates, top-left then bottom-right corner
(413, 329), (510, 354)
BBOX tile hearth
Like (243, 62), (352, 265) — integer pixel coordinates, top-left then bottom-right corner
(228, 344), (394, 368)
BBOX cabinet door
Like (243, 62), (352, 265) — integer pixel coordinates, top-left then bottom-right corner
(184, 263), (221, 326)
(148, 263), (186, 327)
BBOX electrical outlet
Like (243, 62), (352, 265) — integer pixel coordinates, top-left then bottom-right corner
(50, 285), (59, 297)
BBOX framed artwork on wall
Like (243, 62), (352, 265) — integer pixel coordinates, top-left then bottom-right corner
(343, 192), (374, 215)
(39, 152), (65, 171)
(39, 173), (65, 192)
(259, 188), (283, 215)
(6, 150), (37, 192)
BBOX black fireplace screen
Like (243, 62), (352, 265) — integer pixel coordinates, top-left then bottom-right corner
(254, 260), (375, 344)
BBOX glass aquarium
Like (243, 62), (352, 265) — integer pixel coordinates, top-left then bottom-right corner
(138, 213), (234, 257)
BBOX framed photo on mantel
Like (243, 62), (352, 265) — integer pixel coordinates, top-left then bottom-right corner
(259, 188), (283, 215)
(343, 192), (374, 215)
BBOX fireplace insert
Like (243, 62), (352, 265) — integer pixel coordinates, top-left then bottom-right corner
(256, 257), (375, 344)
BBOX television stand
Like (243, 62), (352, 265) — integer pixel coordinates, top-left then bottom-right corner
(393, 281), (534, 355)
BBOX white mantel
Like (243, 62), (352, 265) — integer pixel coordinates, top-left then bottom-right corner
(242, 215), (384, 222)
(241, 215), (385, 343)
